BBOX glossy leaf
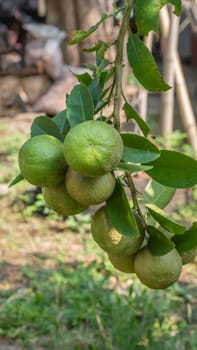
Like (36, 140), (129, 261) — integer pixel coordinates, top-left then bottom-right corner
(142, 179), (176, 208)
(116, 162), (152, 173)
(123, 102), (152, 137)
(53, 110), (70, 137)
(145, 203), (185, 234)
(121, 133), (160, 164)
(106, 181), (140, 238)
(31, 116), (63, 141)
(172, 223), (197, 254)
(147, 225), (175, 256)
(8, 173), (24, 188)
(136, 0), (182, 36)
(127, 34), (170, 91)
(66, 83), (94, 127)
(145, 150), (197, 188)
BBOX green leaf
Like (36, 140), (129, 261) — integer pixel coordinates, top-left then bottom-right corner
(121, 133), (160, 164)
(136, 0), (182, 36)
(172, 223), (197, 254)
(8, 173), (24, 188)
(145, 203), (185, 234)
(74, 72), (92, 86)
(116, 162), (152, 173)
(145, 150), (197, 188)
(84, 63), (96, 73)
(53, 110), (70, 137)
(31, 116), (63, 141)
(69, 13), (109, 44)
(147, 225), (175, 256)
(123, 102), (152, 137)
(83, 40), (109, 54)
(66, 83), (94, 127)
(88, 68), (113, 107)
(88, 77), (104, 106)
(142, 179), (176, 208)
(106, 181), (140, 238)
(127, 34), (170, 91)
(159, 226), (177, 239)
(100, 68), (115, 86)
(165, 0), (182, 15)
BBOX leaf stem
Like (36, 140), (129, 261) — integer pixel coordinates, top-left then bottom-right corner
(113, 0), (134, 131)
(126, 173), (146, 228)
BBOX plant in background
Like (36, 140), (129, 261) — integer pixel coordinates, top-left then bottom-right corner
(156, 130), (194, 157)
(9, 0), (197, 290)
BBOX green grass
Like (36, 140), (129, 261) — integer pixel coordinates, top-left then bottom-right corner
(0, 252), (196, 350)
(0, 128), (26, 185)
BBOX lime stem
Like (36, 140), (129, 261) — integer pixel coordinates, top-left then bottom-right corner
(126, 173), (147, 228)
(113, 0), (134, 131)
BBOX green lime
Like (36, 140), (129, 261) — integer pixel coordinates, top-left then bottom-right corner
(91, 206), (144, 256)
(108, 252), (135, 273)
(65, 168), (115, 206)
(134, 247), (182, 289)
(63, 120), (123, 176)
(42, 181), (87, 215)
(19, 135), (67, 186)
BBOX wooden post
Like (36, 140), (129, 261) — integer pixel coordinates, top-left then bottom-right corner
(38, 0), (46, 17)
(161, 5), (180, 146)
(160, 6), (197, 158)
(175, 53), (197, 158)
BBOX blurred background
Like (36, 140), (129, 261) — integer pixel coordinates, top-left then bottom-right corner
(0, 1), (197, 349)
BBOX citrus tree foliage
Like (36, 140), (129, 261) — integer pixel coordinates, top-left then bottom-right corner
(10, 0), (197, 288)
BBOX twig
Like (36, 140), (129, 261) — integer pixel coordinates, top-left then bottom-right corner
(126, 173), (146, 228)
(95, 314), (108, 341)
(113, 0), (135, 131)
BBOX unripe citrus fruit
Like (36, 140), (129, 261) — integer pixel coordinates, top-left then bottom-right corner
(42, 181), (87, 215)
(65, 168), (115, 206)
(134, 247), (182, 290)
(108, 252), (135, 273)
(19, 135), (67, 186)
(91, 206), (144, 256)
(63, 120), (123, 177)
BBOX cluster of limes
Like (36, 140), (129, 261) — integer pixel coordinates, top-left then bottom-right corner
(91, 206), (183, 289)
(19, 120), (123, 214)
(18, 119), (189, 290)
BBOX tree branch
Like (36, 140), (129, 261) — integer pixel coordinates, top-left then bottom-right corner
(113, 0), (134, 131)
